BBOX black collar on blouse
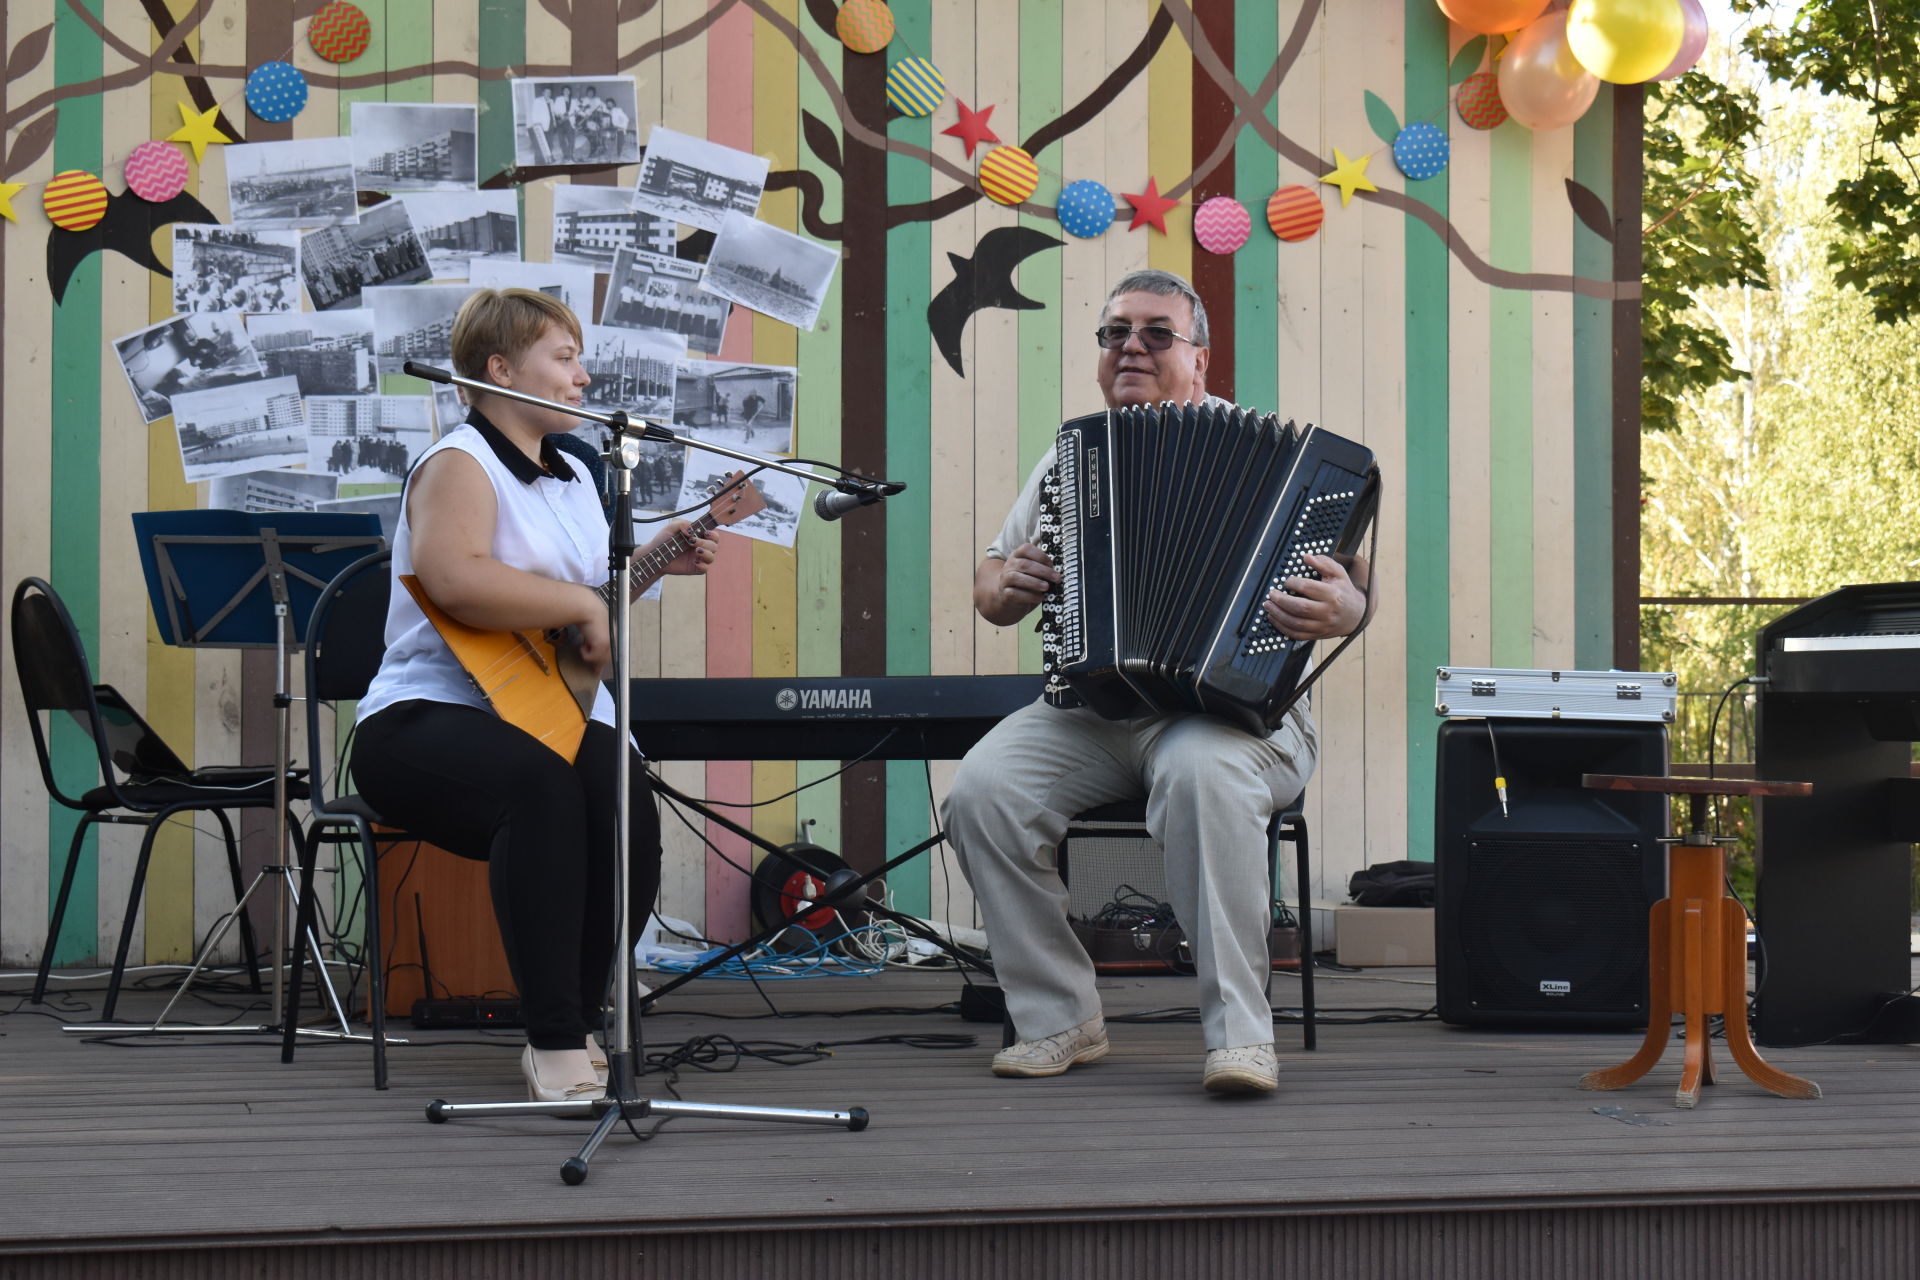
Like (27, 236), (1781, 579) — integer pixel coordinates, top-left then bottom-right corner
(465, 407), (578, 484)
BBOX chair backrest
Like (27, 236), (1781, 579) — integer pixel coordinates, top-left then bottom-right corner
(11, 577), (117, 808)
(304, 550), (392, 808)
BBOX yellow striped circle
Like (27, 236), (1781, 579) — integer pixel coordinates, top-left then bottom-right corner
(978, 145), (1038, 206)
(885, 57), (945, 117)
(43, 169), (110, 231)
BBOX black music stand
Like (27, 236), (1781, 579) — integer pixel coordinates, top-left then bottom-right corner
(64, 511), (384, 1039)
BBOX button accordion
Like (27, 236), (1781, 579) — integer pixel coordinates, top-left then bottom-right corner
(1036, 401), (1379, 736)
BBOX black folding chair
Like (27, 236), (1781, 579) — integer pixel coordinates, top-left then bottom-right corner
(1050, 792), (1318, 1049)
(11, 577), (307, 1018)
(279, 549), (414, 1088)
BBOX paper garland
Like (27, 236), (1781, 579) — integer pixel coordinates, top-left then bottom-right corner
(1266, 186), (1324, 242)
(836, 0), (895, 54)
(246, 61), (309, 123)
(1056, 180), (1115, 238)
(1392, 121), (1449, 180)
(885, 58), (945, 117)
(1456, 71), (1508, 130)
(308, 1), (372, 64)
(979, 145), (1038, 206)
(124, 140), (190, 203)
(1192, 196), (1250, 255)
(44, 170), (110, 231)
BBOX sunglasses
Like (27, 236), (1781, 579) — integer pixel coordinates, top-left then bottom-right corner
(1093, 324), (1197, 352)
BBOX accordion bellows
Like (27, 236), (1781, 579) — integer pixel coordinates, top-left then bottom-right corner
(1037, 401), (1379, 736)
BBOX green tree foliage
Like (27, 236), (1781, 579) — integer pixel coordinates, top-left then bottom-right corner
(1641, 75), (1920, 899)
(1643, 69), (1767, 434)
(1736, 0), (1920, 322)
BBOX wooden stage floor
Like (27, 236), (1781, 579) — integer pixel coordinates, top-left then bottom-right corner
(3, 959), (1918, 1278)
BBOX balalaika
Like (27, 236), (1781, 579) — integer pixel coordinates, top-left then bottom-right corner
(1036, 402), (1380, 736)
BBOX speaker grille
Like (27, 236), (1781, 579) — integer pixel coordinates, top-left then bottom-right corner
(1460, 839), (1650, 1015)
(1060, 829), (1170, 921)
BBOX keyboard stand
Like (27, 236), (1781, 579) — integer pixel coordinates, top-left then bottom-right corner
(636, 771), (996, 1008)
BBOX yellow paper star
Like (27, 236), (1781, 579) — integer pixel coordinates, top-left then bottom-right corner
(0, 181), (23, 222)
(1319, 147), (1378, 208)
(167, 101), (232, 165)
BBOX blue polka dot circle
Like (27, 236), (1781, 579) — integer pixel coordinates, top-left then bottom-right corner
(245, 61), (309, 123)
(1392, 121), (1449, 181)
(1056, 179), (1115, 239)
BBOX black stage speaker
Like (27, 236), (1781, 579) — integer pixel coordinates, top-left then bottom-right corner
(1435, 719), (1668, 1028)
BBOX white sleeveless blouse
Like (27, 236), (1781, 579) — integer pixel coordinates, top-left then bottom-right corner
(356, 420), (617, 728)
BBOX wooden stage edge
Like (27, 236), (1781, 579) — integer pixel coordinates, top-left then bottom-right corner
(3, 965), (1918, 1279)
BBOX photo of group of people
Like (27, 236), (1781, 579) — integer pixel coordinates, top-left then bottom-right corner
(305, 396), (433, 485)
(511, 76), (641, 166)
(300, 199), (432, 311)
(671, 361), (795, 453)
(173, 226), (299, 315)
(224, 137), (358, 230)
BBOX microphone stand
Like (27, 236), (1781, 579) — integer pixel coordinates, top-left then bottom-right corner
(401, 361), (901, 512)
(406, 364), (870, 1184)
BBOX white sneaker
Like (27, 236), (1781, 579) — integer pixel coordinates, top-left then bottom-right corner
(1203, 1043), (1278, 1094)
(586, 1035), (608, 1087)
(991, 1015), (1110, 1078)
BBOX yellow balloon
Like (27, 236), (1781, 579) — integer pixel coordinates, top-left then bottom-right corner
(1566, 0), (1686, 84)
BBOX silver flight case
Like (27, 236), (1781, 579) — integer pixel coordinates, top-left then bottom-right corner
(1434, 666), (1677, 723)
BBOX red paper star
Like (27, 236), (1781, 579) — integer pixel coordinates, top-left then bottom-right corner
(941, 99), (1001, 159)
(1123, 177), (1179, 234)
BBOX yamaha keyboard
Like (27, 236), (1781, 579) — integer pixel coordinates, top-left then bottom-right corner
(1761, 580), (1920, 702)
(1753, 582), (1920, 1045)
(627, 675), (1044, 761)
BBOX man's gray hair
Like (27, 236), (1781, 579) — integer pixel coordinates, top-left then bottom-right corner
(1100, 269), (1210, 348)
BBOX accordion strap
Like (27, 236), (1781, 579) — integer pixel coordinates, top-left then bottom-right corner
(1262, 464), (1384, 728)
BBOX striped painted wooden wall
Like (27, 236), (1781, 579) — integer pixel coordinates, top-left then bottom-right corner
(0, 0), (1636, 968)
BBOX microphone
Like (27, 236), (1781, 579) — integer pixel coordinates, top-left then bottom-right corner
(814, 485), (885, 523)
(403, 361), (451, 383)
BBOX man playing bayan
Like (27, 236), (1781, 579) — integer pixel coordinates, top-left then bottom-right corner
(943, 269), (1370, 1095)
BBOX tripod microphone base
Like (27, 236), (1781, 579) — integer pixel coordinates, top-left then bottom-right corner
(61, 1022), (402, 1043)
(425, 1094), (867, 1128)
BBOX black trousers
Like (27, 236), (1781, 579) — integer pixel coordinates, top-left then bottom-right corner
(351, 700), (660, 1049)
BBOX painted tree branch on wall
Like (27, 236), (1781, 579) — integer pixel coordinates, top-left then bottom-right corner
(3, 0), (1634, 303)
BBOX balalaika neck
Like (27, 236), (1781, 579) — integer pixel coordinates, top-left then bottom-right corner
(596, 511), (721, 606)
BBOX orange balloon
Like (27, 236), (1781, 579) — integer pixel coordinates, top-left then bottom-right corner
(1498, 11), (1600, 131)
(1436, 0), (1552, 35)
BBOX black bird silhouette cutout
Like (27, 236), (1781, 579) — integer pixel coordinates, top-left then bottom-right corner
(46, 186), (218, 305)
(927, 225), (1065, 378)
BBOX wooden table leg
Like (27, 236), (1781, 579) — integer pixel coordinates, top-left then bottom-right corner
(1675, 899), (1711, 1109)
(1720, 900), (1822, 1101)
(1580, 898), (1673, 1092)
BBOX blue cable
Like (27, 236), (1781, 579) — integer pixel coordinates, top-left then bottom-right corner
(648, 923), (896, 980)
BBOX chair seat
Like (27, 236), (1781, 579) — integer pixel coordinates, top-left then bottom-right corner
(81, 771), (309, 810)
(311, 791), (385, 824)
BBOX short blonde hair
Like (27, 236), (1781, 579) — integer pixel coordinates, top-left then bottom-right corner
(450, 288), (583, 395)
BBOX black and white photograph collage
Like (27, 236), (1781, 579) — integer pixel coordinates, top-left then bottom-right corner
(112, 70), (840, 550)
(602, 247), (729, 355)
(510, 76), (641, 166)
(631, 125), (768, 232)
(550, 184), (675, 272)
(399, 191), (520, 279)
(224, 137), (358, 230)
(172, 225), (299, 315)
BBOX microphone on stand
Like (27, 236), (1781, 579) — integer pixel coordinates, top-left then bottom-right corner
(814, 486), (885, 522)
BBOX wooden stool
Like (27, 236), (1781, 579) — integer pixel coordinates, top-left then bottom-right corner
(1577, 774), (1822, 1109)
